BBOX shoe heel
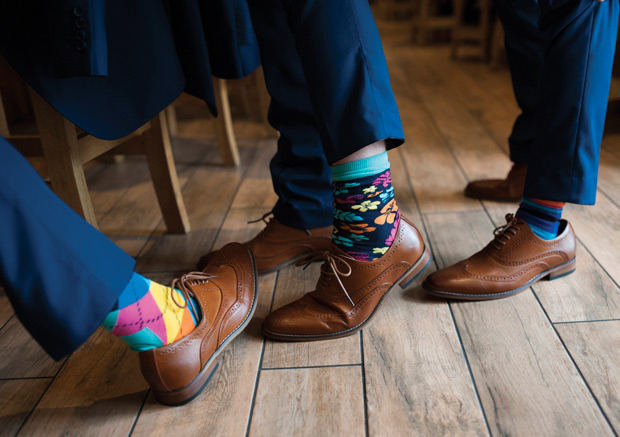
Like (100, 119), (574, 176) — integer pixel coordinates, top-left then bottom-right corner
(547, 258), (576, 281)
(399, 246), (432, 289)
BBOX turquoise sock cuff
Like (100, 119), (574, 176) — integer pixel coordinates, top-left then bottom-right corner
(331, 152), (390, 182)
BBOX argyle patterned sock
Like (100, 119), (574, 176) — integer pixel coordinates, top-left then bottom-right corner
(102, 273), (199, 352)
(331, 152), (400, 261)
(516, 197), (565, 240)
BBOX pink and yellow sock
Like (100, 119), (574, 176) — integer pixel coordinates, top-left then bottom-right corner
(102, 273), (199, 352)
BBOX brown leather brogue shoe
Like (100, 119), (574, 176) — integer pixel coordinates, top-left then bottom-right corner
(465, 163), (528, 202)
(422, 214), (576, 300)
(140, 243), (257, 405)
(197, 216), (332, 275)
(262, 216), (431, 341)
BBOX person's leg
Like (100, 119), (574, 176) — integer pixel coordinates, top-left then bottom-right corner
(251, 1), (333, 230)
(253, 0), (431, 340)
(525, 0), (618, 204)
(196, 0), (334, 276)
(282, 0), (404, 162)
(513, 0), (618, 241)
(201, 0), (411, 275)
(498, 0), (544, 167)
(0, 137), (258, 405)
(0, 136), (199, 356)
(0, 136), (135, 360)
(254, 0), (407, 261)
(423, 0), (619, 300)
(465, 0), (544, 201)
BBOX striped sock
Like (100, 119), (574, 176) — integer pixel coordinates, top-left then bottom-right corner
(331, 152), (400, 261)
(515, 197), (565, 240)
(102, 273), (199, 352)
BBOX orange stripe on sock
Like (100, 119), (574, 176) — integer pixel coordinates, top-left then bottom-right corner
(173, 308), (197, 342)
(530, 198), (566, 209)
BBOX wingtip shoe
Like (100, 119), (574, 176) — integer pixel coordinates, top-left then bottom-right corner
(422, 214), (576, 300)
(262, 216), (432, 341)
(139, 242), (257, 405)
(197, 216), (332, 275)
(465, 163), (527, 202)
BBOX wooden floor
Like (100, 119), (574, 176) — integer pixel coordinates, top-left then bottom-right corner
(2, 38), (620, 437)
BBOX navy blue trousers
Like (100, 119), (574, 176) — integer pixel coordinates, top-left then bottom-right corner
(0, 137), (135, 360)
(498, 0), (619, 204)
(248, 0), (404, 229)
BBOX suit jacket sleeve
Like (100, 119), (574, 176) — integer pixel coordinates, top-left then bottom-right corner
(45, 0), (108, 77)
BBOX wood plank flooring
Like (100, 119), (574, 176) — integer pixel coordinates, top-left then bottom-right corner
(2, 39), (620, 436)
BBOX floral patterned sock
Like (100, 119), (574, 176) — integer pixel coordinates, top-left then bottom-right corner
(331, 152), (400, 261)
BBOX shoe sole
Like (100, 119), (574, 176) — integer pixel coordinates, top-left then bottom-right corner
(152, 249), (259, 406)
(262, 244), (432, 342)
(423, 257), (576, 301)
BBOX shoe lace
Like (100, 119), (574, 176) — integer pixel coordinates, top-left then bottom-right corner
(296, 251), (355, 307)
(170, 271), (217, 315)
(491, 213), (521, 250)
(247, 211), (273, 226)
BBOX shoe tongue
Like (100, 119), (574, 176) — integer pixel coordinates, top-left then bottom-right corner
(186, 292), (202, 323)
(176, 272), (220, 322)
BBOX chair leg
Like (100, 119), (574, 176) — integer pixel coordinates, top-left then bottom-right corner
(144, 111), (191, 234)
(480, 0), (494, 62)
(490, 17), (505, 68)
(165, 105), (178, 137)
(29, 88), (98, 227)
(213, 77), (240, 167)
(416, 0), (431, 44)
(0, 91), (10, 137)
(450, 0), (465, 59)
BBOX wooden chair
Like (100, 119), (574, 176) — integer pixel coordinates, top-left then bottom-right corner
(451, 0), (496, 61)
(0, 59), (190, 234)
(412, 0), (457, 45)
(212, 77), (241, 166)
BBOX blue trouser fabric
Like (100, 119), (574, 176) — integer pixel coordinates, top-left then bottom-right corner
(247, 0), (404, 229)
(495, 0), (545, 164)
(497, 0), (619, 204)
(0, 137), (135, 360)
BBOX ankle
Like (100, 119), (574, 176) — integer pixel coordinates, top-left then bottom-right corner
(331, 153), (400, 261)
(331, 140), (387, 166)
(516, 197), (565, 240)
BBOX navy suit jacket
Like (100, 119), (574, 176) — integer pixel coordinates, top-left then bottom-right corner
(0, 0), (260, 140)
